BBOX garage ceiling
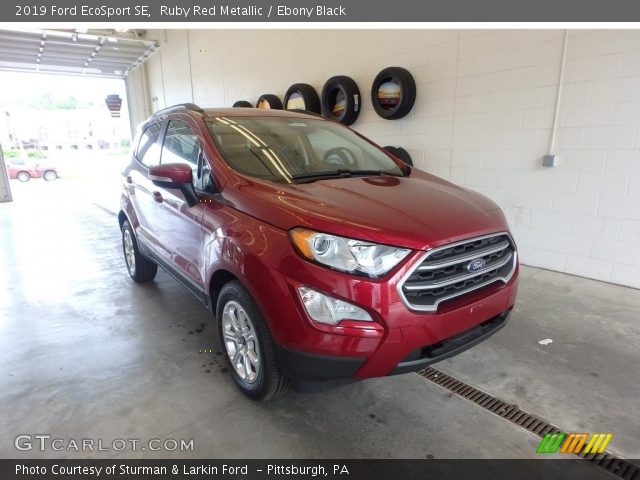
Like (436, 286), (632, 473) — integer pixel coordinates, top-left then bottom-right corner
(0, 28), (159, 78)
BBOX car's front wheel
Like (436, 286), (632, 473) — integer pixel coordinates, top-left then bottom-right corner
(121, 220), (157, 282)
(217, 281), (289, 400)
(17, 172), (30, 182)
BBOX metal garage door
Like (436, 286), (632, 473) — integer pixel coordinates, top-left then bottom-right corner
(0, 28), (158, 78)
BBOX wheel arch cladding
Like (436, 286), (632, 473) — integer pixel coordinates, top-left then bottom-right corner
(118, 210), (128, 229)
(209, 269), (239, 311)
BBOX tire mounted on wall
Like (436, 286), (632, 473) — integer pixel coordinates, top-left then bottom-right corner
(384, 146), (413, 166)
(284, 83), (321, 114)
(371, 67), (416, 120)
(321, 76), (361, 126)
(233, 100), (253, 108)
(256, 94), (283, 110)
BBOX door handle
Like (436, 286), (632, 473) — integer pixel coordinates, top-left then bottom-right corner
(126, 175), (133, 184)
(152, 191), (163, 203)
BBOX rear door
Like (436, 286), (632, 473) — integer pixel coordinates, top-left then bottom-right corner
(152, 118), (205, 290)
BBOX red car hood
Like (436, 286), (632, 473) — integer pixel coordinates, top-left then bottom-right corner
(222, 170), (509, 251)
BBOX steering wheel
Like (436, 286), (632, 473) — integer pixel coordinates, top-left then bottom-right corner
(323, 147), (356, 167)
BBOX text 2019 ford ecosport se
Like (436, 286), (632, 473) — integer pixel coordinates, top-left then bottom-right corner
(119, 103), (519, 400)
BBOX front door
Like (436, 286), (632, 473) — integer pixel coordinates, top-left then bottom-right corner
(152, 118), (205, 290)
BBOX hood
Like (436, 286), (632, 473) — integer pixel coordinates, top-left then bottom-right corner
(221, 170), (509, 251)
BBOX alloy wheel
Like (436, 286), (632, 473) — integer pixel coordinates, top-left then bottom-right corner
(123, 229), (136, 273)
(222, 300), (261, 384)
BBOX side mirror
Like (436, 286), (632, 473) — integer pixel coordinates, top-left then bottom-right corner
(148, 163), (198, 207)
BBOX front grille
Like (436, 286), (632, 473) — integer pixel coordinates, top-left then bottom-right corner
(399, 232), (517, 312)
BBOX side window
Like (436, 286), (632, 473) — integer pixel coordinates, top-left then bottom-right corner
(161, 120), (200, 184)
(136, 122), (163, 167)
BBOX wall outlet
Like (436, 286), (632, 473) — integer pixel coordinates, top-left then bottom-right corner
(543, 154), (558, 167)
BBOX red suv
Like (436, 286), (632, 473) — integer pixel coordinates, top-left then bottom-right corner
(119, 103), (518, 400)
(6, 157), (59, 182)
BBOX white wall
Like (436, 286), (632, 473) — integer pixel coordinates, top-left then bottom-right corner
(141, 29), (640, 289)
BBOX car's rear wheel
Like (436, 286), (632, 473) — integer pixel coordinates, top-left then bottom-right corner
(217, 281), (289, 401)
(43, 170), (58, 181)
(17, 172), (30, 182)
(121, 220), (157, 282)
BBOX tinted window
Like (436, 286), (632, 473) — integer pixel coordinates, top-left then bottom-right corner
(136, 122), (163, 167)
(161, 120), (200, 184)
(205, 117), (402, 184)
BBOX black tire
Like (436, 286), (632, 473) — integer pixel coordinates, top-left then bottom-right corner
(384, 146), (413, 166)
(17, 171), (30, 182)
(121, 220), (157, 283)
(217, 281), (289, 401)
(321, 76), (361, 126)
(233, 100), (253, 108)
(371, 67), (416, 120)
(256, 94), (283, 110)
(43, 170), (58, 181)
(284, 83), (321, 114)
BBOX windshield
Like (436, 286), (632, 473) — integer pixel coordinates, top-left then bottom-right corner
(205, 116), (404, 184)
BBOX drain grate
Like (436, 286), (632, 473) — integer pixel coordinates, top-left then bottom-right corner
(417, 366), (639, 480)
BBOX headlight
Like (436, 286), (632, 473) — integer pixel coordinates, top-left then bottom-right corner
(290, 227), (411, 278)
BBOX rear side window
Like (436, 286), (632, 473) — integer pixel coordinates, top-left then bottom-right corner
(161, 120), (200, 182)
(136, 122), (163, 167)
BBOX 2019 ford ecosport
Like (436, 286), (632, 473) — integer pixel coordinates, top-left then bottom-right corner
(119, 103), (519, 400)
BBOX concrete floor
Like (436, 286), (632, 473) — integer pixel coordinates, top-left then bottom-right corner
(1, 180), (638, 462)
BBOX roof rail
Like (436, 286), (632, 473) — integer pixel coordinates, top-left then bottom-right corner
(153, 103), (204, 116)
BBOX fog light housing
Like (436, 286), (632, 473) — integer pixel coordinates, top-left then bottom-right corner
(297, 287), (372, 326)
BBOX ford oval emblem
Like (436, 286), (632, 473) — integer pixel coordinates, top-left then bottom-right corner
(467, 258), (486, 272)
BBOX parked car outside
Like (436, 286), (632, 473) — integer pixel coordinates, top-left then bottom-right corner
(5, 157), (60, 182)
(119, 104), (519, 400)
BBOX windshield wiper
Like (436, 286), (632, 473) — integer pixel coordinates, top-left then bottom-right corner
(291, 169), (401, 183)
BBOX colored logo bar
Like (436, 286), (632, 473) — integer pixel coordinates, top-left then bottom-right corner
(536, 432), (612, 454)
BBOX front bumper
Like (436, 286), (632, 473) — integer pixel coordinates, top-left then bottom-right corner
(276, 309), (509, 381)
(260, 245), (519, 380)
(389, 309), (509, 375)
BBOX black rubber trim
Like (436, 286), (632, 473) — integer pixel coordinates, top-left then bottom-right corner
(390, 310), (510, 375)
(276, 346), (365, 381)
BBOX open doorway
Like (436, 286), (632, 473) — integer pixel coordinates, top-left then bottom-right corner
(1, 71), (131, 212)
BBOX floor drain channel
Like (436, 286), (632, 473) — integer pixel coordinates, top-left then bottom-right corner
(417, 366), (639, 480)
